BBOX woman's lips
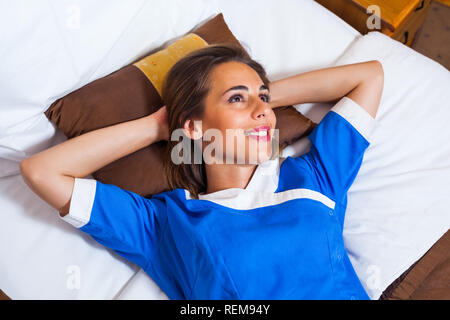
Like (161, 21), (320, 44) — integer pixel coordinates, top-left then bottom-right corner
(244, 125), (271, 142)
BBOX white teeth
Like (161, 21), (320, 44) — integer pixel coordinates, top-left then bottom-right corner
(245, 130), (268, 137)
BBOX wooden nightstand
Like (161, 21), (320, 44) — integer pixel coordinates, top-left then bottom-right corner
(315, 0), (433, 46)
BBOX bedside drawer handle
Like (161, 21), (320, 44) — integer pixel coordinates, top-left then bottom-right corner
(415, 0), (425, 11)
(403, 31), (409, 44)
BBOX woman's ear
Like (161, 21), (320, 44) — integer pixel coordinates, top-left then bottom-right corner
(183, 119), (203, 140)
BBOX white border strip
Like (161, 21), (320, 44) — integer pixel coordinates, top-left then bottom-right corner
(331, 96), (378, 143)
(60, 177), (97, 228)
(186, 188), (335, 211)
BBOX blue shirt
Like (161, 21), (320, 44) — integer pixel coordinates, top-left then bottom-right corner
(62, 96), (378, 300)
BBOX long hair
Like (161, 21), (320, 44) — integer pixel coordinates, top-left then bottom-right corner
(161, 43), (270, 199)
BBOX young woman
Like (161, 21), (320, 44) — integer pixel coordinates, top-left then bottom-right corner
(20, 44), (383, 300)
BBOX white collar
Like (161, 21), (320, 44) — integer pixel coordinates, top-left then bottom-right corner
(185, 156), (284, 202)
(183, 156), (337, 211)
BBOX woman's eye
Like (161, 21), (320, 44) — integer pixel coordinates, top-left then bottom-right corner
(260, 94), (270, 103)
(229, 94), (243, 103)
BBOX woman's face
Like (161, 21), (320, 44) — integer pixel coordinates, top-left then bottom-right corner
(195, 61), (277, 165)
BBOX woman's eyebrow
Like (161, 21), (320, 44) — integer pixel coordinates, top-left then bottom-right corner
(222, 84), (269, 95)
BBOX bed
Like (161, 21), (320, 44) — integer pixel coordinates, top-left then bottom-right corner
(1, 0), (449, 300)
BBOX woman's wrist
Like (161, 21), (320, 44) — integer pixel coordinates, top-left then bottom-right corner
(147, 105), (169, 143)
(143, 115), (160, 143)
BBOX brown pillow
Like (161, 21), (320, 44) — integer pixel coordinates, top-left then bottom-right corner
(44, 13), (316, 197)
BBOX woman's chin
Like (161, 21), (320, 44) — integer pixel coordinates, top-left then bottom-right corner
(258, 153), (273, 164)
(251, 150), (273, 164)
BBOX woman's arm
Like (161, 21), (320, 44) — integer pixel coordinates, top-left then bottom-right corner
(268, 60), (384, 118)
(20, 106), (168, 216)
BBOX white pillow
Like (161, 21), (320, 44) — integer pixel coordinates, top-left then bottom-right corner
(0, 0), (217, 177)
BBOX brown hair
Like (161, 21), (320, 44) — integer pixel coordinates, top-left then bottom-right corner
(161, 43), (270, 199)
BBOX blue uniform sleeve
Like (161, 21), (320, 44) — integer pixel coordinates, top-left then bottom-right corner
(60, 178), (166, 270)
(296, 96), (378, 203)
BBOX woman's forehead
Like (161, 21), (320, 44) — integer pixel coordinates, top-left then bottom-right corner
(209, 61), (264, 92)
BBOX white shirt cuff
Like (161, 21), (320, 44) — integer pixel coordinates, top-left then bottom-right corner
(60, 177), (97, 228)
(331, 96), (378, 143)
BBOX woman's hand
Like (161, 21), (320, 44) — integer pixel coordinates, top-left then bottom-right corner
(151, 105), (169, 141)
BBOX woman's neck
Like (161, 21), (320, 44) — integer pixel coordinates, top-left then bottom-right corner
(204, 163), (258, 194)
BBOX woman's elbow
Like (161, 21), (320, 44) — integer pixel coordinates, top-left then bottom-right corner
(370, 60), (384, 84)
(20, 159), (74, 216)
(367, 60), (384, 110)
(20, 158), (49, 201)
(372, 60), (384, 104)
(20, 158), (39, 183)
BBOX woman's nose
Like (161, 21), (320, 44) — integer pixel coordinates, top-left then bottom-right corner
(252, 99), (270, 119)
